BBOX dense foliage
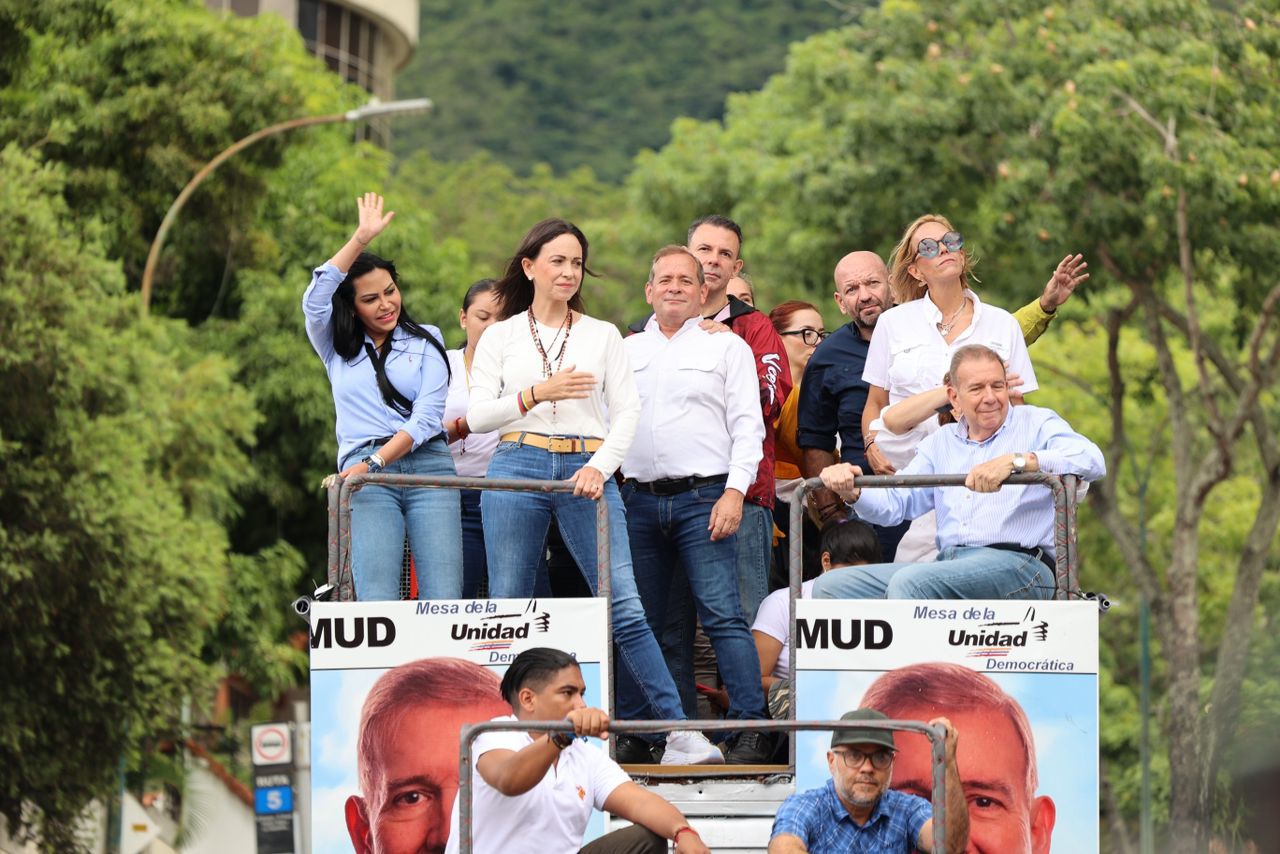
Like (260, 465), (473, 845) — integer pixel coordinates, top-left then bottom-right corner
(392, 0), (857, 180)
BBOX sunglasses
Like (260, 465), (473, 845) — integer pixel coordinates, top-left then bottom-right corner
(915, 231), (964, 260)
(779, 328), (829, 346)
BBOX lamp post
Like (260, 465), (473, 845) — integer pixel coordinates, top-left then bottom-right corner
(138, 98), (432, 316)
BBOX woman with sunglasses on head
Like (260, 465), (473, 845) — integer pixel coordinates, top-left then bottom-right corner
(861, 214), (1086, 561)
(767, 301), (828, 586)
(465, 219), (723, 764)
(303, 192), (462, 601)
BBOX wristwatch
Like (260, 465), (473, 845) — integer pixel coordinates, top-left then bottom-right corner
(1011, 452), (1027, 474)
(549, 731), (574, 750)
(362, 452), (385, 474)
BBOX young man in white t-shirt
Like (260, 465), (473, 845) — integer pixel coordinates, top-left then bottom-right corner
(750, 520), (880, 719)
(446, 648), (710, 854)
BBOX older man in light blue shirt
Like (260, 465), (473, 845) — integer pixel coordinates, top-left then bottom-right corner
(813, 344), (1105, 600)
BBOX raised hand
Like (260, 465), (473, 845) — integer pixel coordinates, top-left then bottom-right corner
(1040, 253), (1089, 312)
(354, 191), (396, 246)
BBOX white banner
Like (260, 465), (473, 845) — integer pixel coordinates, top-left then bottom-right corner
(309, 598), (610, 854)
(795, 599), (1099, 854)
(795, 598), (1098, 674)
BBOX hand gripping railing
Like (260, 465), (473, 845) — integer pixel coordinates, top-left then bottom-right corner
(456, 717), (952, 854)
(784, 473), (1081, 765)
(326, 473), (616, 715)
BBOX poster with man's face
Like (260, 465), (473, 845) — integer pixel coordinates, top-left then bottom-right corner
(795, 599), (1099, 854)
(308, 599), (610, 854)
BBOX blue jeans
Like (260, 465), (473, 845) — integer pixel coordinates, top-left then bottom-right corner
(619, 484), (767, 722)
(811, 545), (1056, 600)
(347, 437), (463, 602)
(461, 489), (555, 599)
(661, 499), (773, 716)
(482, 441), (686, 721)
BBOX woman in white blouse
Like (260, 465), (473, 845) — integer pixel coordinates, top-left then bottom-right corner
(442, 279), (502, 598)
(466, 219), (720, 762)
(862, 214), (1038, 562)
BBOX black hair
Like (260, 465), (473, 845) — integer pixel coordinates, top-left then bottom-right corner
(819, 518), (880, 567)
(462, 278), (496, 312)
(686, 214), (744, 250)
(492, 219), (595, 320)
(331, 252), (450, 418)
(499, 647), (580, 707)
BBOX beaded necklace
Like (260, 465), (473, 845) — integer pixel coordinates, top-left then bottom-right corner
(527, 308), (573, 418)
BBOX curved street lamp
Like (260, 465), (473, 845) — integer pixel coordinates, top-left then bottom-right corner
(139, 97), (432, 315)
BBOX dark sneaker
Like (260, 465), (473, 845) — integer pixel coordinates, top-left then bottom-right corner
(725, 730), (778, 765)
(615, 734), (657, 764)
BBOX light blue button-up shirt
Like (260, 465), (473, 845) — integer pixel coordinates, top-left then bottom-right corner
(853, 404), (1105, 557)
(303, 263), (450, 468)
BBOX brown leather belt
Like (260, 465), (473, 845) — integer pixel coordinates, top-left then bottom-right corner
(499, 432), (604, 453)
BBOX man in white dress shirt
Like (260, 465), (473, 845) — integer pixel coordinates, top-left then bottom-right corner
(617, 246), (775, 765)
(814, 344), (1105, 600)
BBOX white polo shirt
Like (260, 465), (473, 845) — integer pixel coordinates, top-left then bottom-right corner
(444, 715), (631, 854)
(621, 316), (764, 494)
(863, 290), (1036, 467)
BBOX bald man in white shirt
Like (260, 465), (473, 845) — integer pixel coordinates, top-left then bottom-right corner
(617, 246), (775, 765)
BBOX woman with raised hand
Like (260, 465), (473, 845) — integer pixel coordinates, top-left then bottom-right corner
(862, 214), (1084, 561)
(466, 219), (722, 764)
(303, 192), (462, 601)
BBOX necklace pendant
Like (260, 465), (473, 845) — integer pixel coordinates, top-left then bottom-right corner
(938, 322), (952, 335)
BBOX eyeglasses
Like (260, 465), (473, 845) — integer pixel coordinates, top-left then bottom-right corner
(779, 328), (829, 346)
(833, 747), (894, 770)
(915, 231), (964, 260)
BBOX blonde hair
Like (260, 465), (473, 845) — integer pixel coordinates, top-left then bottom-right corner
(887, 213), (978, 305)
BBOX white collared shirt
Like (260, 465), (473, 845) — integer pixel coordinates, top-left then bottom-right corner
(621, 317), (764, 493)
(863, 290), (1037, 466)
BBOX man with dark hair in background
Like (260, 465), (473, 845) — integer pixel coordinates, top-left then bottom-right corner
(444, 647), (712, 854)
(859, 662), (1057, 854)
(345, 657), (511, 854)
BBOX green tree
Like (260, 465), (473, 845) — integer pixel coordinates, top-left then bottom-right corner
(392, 0), (858, 180)
(625, 1), (1280, 849)
(0, 144), (257, 847)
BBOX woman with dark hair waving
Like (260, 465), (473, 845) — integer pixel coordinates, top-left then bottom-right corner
(303, 192), (462, 601)
(466, 219), (721, 764)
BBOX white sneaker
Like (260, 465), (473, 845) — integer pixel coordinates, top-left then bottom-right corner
(661, 730), (725, 765)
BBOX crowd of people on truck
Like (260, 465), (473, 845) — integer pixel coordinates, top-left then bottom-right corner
(308, 192), (1102, 850)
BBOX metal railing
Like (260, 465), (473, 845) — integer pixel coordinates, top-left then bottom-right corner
(326, 473), (616, 717)
(784, 473), (1082, 766)
(456, 717), (952, 854)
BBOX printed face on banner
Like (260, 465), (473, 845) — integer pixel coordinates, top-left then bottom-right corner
(887, 702), (1055, 854)
(309, 599), (611, 854)
(345, 700), (509, 854)
(795, 600), (1098, 854)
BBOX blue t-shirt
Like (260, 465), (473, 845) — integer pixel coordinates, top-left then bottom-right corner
(771, 779), (931, 854)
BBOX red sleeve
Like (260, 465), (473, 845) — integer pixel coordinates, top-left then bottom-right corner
(734, 312), (792, 422)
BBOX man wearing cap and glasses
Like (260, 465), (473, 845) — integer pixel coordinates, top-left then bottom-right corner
(768, 709), (968, 853)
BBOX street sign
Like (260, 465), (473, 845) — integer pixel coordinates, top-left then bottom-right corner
(255, 812), (295, 854)
(255, 785), (293, 815)
(251, 722), (293, 767)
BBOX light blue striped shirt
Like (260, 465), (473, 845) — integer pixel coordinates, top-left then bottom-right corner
(303, 263), (450, 469)
(853, 405), (1105, 557)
